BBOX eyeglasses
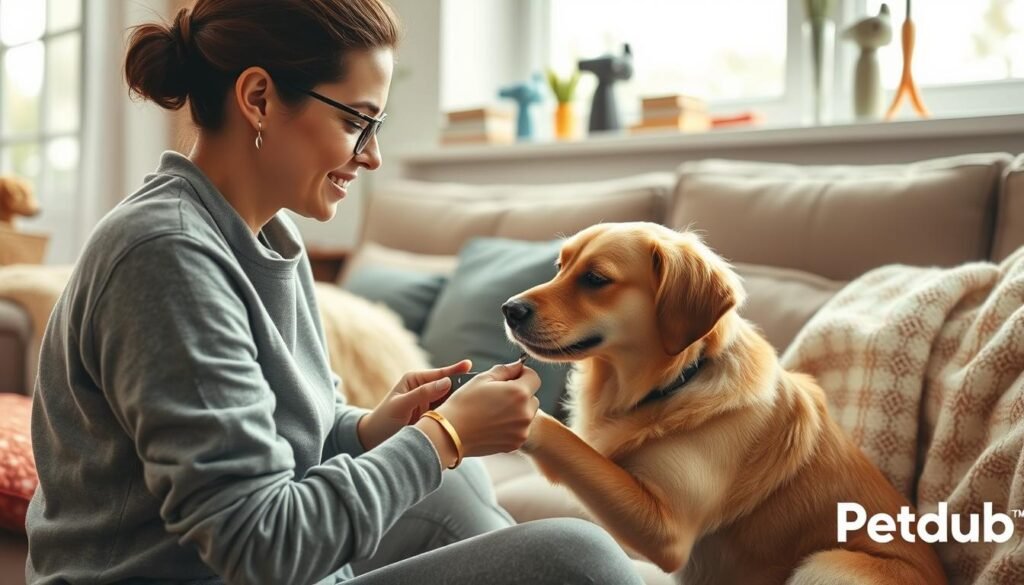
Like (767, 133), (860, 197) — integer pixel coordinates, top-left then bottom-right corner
(300, 88), (387, 155)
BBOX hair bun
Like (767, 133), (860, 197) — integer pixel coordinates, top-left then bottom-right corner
(123, 0), (400, 131)
(169, 8), (193, 67)
(123, 8), (194, 110)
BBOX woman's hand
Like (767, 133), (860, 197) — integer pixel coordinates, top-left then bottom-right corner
(432, 359), (541, 457)
(357, 360), (473, 451)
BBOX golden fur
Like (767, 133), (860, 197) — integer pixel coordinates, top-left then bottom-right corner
(506, 222), (946, 584)
(0, 176), (39, 229)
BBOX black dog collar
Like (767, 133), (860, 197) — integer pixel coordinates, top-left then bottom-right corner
(633, 356), (707, 410)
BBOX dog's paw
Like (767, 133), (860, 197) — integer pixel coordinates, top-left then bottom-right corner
(521, 411), (557, 453)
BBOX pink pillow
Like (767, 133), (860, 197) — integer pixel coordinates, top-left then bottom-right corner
(0, 393), (36, 533)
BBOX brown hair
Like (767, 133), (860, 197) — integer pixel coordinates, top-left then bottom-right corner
(125, 0), (400, 130)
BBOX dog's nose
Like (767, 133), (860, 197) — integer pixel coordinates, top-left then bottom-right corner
(502, 299), (533, 329)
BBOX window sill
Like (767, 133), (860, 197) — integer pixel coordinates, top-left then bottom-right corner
(398, 112), (1024, 166)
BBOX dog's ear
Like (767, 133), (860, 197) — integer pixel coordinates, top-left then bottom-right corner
(652, 237), (739, 355)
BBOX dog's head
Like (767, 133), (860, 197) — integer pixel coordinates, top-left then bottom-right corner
(0, 176), (40, 223)
(504, 222), (745, 362)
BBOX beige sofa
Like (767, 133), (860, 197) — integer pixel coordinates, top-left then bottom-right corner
(1, 152), (1022, 583)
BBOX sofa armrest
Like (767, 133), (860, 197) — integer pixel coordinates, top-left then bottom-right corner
(0, 298), (31, 395)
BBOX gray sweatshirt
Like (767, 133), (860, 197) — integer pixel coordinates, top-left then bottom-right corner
(26, 151), (442, 585)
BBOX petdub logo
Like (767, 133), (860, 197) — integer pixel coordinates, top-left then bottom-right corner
(838, 502), (1020, 544)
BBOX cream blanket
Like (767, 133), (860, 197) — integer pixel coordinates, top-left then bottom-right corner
(0, 265), (426, 407)
(782, 248), (1024, 585)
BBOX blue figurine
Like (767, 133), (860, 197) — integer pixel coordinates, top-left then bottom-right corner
(499, 73), (543, 141)
(579, 43), (633, 133)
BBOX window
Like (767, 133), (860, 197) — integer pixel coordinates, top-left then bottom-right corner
(540, 0), (1024, 126)
(0, 0), (83, 261)
(547, 0), (788, 104)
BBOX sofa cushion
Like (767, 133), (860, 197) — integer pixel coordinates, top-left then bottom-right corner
(337, 243), (458, 336)
(419, 238), (569, 416)
(342, 265), (447, 336)
(0, 393), (35, 533)
(341, 241), (459, 281)
(669, 154), (1010, 281)
(734, 263), (845, 353)
(992, 153), (1024, 262)
(363, 173), (674, 255)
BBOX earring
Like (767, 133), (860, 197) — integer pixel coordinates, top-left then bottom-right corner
(255, 120), (263, 150)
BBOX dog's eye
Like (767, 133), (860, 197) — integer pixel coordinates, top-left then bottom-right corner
(581, 271), (611, 288)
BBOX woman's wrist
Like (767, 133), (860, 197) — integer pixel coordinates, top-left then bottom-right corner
(414, 416), (459, 470)
(356, 412), (383, 451)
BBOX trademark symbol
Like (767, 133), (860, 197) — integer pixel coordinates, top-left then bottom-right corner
(1013, 509), (1024, 519)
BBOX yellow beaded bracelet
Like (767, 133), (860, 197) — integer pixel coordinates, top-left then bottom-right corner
(420, 410), (464, 469)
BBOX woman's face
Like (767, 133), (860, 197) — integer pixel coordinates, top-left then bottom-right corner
(264, 47), (393, 222)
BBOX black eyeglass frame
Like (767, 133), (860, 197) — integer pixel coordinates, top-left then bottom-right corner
(298, 87), (387, 155)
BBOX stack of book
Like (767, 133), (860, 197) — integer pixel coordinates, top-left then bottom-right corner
(440, 107), (515, 146)
(630, 95), (711, 134)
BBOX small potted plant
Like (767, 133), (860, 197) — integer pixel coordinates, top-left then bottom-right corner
(547, 68), (581, 140)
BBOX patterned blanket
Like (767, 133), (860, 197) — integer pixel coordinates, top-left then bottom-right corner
(782, 248), (1024, 585)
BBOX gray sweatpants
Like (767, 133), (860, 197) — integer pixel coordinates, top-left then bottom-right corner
(345, 459), (644, 584)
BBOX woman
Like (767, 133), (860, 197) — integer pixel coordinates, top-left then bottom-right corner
(25, 1), (643, 584)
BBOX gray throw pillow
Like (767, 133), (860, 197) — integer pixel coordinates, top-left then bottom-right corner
(342, 265), (447, 335)
(420, 238), (569, 416)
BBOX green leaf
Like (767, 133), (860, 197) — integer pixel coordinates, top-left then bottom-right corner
(546, 68), (580, 103)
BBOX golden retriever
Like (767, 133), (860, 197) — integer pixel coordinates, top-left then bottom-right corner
(0, 175), (39, 229)
(502, 222), (946, 584)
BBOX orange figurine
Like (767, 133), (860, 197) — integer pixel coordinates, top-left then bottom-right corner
(886, 0), (929, 119)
